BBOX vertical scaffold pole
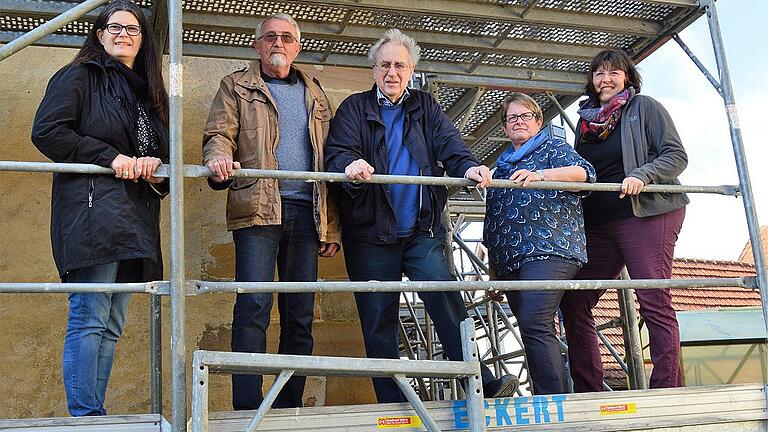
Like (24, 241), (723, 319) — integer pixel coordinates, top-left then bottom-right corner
(617, 269), (646, 390)
(702, 0), (768, 384)
(150, 295), (162, 413)
(167, 0), (187, 429)
(702, 0), (768, 326)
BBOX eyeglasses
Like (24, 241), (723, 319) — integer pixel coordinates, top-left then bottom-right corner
(105, 23), (141, 36)
(374, 61), (410, 73)
(504, 112), (537, 123)
(258, 32), (298, 44)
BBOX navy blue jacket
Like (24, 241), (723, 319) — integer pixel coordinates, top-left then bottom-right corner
(325, 86), (478, 244)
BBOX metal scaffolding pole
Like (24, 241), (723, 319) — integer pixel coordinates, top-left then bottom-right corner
(0, 161), (742, 196)
(194, 277), (756, 294)
(0, 0), (109, 61)
(618, 269), (648, 390)
(702, 0), (768, 395)
(149, 295), (163, 414)
(167, 0), (187, 429)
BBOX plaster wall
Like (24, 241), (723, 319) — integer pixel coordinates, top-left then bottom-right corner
(0, 45), (379, 418)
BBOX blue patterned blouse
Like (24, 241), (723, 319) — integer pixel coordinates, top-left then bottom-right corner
(483, 137), (596, 276)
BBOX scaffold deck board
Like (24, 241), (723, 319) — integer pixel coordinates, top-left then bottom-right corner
(0, 414), (168, 431)
(206, 383), (766, 431)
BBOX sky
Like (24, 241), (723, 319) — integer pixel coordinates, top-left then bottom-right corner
(558, 0), (768, 261)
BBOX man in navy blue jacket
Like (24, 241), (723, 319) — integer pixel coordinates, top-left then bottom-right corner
(325, 29), (518, 403)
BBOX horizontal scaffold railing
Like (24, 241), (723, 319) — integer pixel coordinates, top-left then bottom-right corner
(0, 277), (757, 294)
(0, 161), (741, 196)
(193, 318), (485, 432)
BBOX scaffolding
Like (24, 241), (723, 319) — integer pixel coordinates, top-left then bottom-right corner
(0, 0), (766, 431)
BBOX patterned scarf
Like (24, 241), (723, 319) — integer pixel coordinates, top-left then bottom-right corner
(577, 88), (633, 142)
(495, 128), (550, 174)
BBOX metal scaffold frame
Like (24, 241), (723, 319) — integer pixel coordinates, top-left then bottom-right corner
(0, 0), (766, 431)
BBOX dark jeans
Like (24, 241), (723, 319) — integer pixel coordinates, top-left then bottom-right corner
(343, 230), (497, 403)
(497, 258), (581, 395)
(63, 259), (141, 416)
(231, 201), (319, 410)
(560, 207), (685, 392)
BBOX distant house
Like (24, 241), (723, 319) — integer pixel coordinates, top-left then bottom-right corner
(592, 258), (760, 389)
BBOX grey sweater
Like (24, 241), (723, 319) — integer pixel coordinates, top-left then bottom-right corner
(266, 78), (313, 203)
(578, 93), (689, 217)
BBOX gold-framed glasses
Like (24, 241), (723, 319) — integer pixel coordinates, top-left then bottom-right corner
(374, 61), (410, 72)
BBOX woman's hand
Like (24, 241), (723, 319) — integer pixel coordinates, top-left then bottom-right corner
(136, 156), (164, 183)
(620, 176), (645, 198)
(510, 169), (543, 187)
(111, 154), (138, 181)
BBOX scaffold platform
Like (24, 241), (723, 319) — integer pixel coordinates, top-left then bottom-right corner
(2, 384), (764, 431)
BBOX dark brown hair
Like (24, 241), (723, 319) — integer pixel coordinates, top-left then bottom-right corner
(72, 0), (168, 125)
(585, 49), (642, 99)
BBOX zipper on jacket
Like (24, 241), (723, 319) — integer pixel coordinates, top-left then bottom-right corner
(419, 168), (434, 238)
(88, 177), (94, 208)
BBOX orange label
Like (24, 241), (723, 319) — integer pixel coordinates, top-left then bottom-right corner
(599, 402), (637, 415)
(377, 416), (423, 428)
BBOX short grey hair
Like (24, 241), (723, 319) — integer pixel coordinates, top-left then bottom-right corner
(368, 29), (421, 66)
(255, 13), (301, 41)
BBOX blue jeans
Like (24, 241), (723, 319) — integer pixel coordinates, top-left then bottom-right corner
(231, 201), (319, 410)
(63, 260), (140, 416)
(343, 230), (497, 403)
(498, 258), (581, 395)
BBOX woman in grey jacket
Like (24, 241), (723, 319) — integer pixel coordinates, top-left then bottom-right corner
(560, 49), (689, 392)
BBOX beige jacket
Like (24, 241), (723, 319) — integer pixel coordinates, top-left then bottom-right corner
(202, 60), (340, 244)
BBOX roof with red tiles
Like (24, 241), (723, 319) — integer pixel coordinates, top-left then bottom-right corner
(739, 225), (768, 265)
(577, 258), (760, 389)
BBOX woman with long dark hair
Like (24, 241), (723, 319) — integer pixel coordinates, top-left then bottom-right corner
(31, 0), (168, 416)
(560, 49), (688, 391)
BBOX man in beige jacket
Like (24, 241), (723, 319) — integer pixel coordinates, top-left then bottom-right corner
(202, 13), (340, 410)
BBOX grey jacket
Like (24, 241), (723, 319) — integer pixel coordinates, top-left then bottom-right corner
(577, 93), (689, 217)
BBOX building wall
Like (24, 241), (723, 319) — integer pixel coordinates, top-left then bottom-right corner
(0, 45), (378, 418)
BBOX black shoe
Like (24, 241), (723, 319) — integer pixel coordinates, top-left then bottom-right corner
(483, 374), (519, 398)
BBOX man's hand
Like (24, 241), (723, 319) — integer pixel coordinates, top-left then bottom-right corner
(464, 165), (492, 189)
(344, 159), (375, 181)
(619, 176), (645, 198)
(319, 242), (340, 257)
(207, 155), (241, 183)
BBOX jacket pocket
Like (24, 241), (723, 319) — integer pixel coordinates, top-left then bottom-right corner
(236, 88), (269, 131)
(344, 186), (376, 226)
(227, 177), (259, 223)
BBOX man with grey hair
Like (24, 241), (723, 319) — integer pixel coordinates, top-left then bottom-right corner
(202, 13), (340, 410)
(325, 29), (517, 403)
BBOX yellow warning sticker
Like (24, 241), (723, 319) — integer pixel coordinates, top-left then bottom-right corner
(377, 416), (423, 428)
(599, 402), (637, 415)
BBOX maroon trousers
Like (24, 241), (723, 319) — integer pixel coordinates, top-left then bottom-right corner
(560, 207), (685, 391)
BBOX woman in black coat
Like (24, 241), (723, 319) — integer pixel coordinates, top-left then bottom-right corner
(31, 0), (168, 416)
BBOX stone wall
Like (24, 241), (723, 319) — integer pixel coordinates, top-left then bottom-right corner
(0, 45), (377, 418)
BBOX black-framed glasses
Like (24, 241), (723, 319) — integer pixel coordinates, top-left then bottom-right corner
(258, 32), (298, 44)
(105, 23), (142, 36)
(504, 112), (537, 123)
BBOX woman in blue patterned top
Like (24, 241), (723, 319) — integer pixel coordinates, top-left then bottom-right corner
(484, 92), (596, 395)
